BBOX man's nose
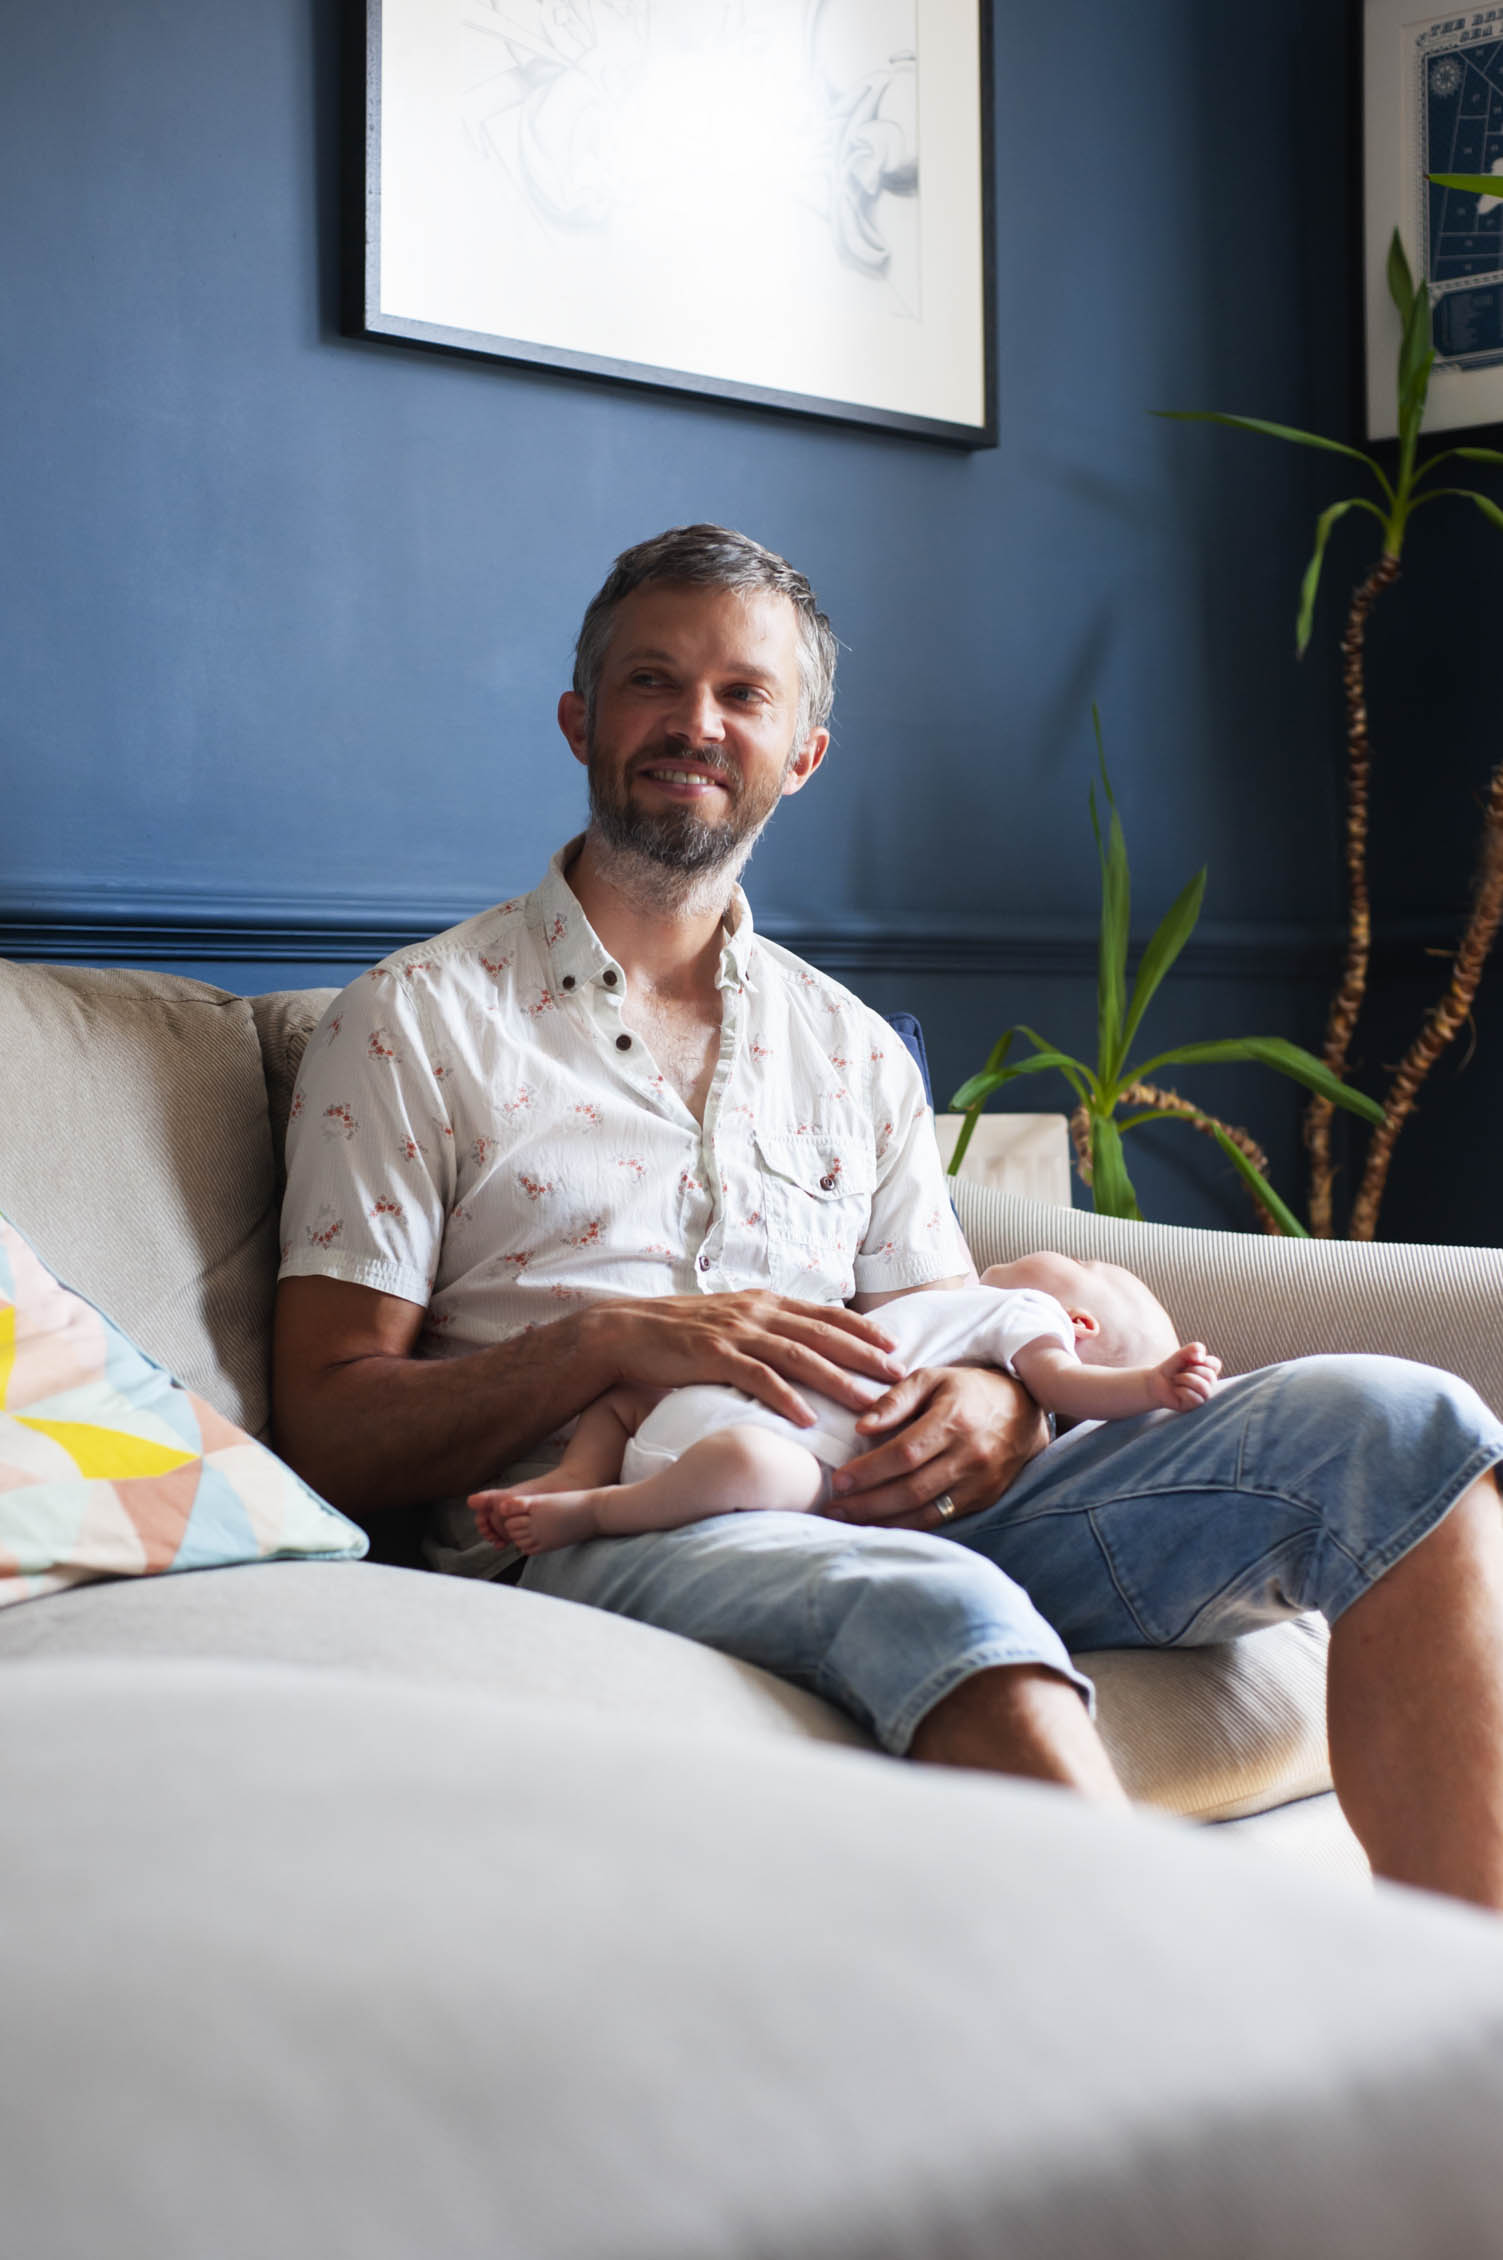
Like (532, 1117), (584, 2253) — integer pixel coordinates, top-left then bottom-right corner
(664, 682), (726, 744)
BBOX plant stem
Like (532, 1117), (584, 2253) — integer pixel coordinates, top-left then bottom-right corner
(1348, 756), (1503, 1240)
(1303, 551), (1402, 1234)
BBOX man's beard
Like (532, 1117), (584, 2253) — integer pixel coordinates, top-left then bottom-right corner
(585, 731), (788, 878)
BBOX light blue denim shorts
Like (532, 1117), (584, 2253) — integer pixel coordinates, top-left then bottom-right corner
(519, 1354), (1503, 1755)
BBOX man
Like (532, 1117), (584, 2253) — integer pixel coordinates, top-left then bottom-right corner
(275, 524), (1503, 1909)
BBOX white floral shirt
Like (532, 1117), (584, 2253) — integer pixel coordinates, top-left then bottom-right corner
(279, 841), (971, 1362)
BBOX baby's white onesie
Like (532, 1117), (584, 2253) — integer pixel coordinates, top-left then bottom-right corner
(619, 1283), (1075, 1486)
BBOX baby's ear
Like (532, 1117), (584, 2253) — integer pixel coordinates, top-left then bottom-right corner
(1069, 1308), (1099, 1341)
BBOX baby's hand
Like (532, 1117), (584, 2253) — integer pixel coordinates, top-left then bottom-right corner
(1151, 1342), (1221, 1412)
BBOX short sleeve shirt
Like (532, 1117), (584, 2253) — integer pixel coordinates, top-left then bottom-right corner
(278, 841), (972, 1359)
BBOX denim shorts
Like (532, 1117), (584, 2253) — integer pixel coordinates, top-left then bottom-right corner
(519, 1354), (1503, 1755)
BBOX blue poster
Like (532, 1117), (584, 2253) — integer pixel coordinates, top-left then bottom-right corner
(1421, 16), (1503, 368)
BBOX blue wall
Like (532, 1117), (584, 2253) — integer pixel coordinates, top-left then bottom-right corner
(10, 0), (1492, 1240)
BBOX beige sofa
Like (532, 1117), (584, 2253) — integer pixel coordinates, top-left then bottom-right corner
(4, 956), (1503, 2260)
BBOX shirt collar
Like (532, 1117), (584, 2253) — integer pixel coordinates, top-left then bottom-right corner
(530, 837), (758, 994)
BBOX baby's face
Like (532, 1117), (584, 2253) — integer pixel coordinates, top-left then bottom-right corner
(981, 1253), (1179, 1369)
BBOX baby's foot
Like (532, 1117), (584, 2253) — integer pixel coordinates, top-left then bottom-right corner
(491, 1487), (608, 1554)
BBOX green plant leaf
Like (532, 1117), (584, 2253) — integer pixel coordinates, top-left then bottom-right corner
(1127, 1035), (1386, 1121)
(1410, 486), (1503, 535)
(948, 1049), (1090, 1112)
(1295, 500), (1386, 656)
(1397, 281), (1435, 447)
(1415, 445), (1503, 482)
(1089, 1112), (1143, 1221)
(1202, 1124), (1309, 1237)
(946, 1106), (981, 1176)
(1118, 866), (1206, 1059)
(1130, 1103), (1310, 1236)
(1153, 411), (1395, 503)
(1428, 171), (1503, 195)
(948, 1031), (1016, 1112)
(1016, 1026), (1093, 1105)
(1386, 228), (1416, 320)
(1089, 709), (1129, 1082)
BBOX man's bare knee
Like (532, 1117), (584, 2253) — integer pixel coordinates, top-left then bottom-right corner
(909, 1662), (1126, 1802)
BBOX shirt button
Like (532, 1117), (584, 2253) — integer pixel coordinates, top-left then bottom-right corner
(616, 1033), (632, 1051)
(602, 968), (619, 987)
(561, 974), (576, 991)
(698, 1254), (711, 1271)
(820, 1174), (836, 1191)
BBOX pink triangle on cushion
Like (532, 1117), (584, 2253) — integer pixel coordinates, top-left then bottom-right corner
(0, 1460), (42, 1492)
(187, 1394), (250, 1456)
(113, 1461), (205, 1573)
(72, 1481), (150, 1576)
(2, 1229), (109, 1401)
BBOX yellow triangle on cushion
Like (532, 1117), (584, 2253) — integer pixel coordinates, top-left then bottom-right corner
(0, 1306), (15, 1407)
(13, 1417), (199, 1481)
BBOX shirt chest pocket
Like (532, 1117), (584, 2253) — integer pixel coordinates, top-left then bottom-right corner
(753, 1130), (876, 1303)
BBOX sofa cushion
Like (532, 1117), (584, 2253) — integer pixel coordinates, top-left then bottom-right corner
(0, 960), (276, 1434)
(0, 1555), (1327, 1824)
(0, 1214), (367, 1602)
(2, 1658), (1500, 2260)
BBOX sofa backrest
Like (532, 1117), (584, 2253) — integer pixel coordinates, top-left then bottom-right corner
(0, 959), (280, 1436)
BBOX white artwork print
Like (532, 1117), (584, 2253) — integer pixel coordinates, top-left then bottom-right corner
(374, 0), (986, 429)
(1365, 1), (1503, 437)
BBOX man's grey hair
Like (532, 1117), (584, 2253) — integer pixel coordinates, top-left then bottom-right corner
(572, 524), (838, 743)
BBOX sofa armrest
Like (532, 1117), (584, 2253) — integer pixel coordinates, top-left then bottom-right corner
(951, 1180), (1503, 1418)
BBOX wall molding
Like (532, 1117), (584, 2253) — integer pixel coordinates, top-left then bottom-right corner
(0, 885), (1460, 984)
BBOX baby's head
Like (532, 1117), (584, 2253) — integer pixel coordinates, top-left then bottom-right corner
(980, 1252), (1178, 1371)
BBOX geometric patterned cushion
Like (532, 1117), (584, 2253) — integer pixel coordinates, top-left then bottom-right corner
(0, 1211), (367, 1606)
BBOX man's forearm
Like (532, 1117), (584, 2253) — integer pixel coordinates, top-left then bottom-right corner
(273, 1311), (614, 1516)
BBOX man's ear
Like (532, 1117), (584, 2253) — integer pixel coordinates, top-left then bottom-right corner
(780, 728), (830, 797)
(558, 691), (589, 767)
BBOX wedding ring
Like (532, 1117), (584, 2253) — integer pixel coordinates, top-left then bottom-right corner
(933, 1492), (958, 1522)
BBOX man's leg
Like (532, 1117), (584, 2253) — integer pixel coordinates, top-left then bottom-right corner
(519, 1506), (1103, 1768)
(953, 1352), (1503, 1908)
(1327, 1470), (1503, 1908)
(909, 1666), (1127, 1800)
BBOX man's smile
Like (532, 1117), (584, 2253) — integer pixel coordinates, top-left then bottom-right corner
(632, 758), (735, 799)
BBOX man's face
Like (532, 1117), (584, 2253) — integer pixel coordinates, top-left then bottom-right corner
(558, 583), (828, 875)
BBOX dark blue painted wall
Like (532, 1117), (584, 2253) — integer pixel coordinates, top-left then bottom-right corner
(9, 0), (1492, 1241)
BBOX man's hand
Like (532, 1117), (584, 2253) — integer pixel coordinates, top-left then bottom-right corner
(823, 1365), (1049, 1531)
(590, 1291), (904, 1427)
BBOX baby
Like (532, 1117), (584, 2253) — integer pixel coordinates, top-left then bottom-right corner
(470, 1251), (1220, 1557)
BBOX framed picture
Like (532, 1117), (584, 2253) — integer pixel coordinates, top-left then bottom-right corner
(353, 0), (995, 448)
(1361, 1), (1503, 440)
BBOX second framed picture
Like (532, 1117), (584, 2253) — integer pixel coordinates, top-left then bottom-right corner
(356, 0), (995, 447)
(1362, 1), (1503, 441)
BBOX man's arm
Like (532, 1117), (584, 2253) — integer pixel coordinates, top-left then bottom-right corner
(272, 1275), (907, 1517)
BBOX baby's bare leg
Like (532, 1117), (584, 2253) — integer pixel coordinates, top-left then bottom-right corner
(501, 1424), (831, 1555)
(469, 1388), (655, 1546)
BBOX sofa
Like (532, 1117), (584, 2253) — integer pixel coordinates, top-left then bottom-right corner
(4, 954), (1503, 2259)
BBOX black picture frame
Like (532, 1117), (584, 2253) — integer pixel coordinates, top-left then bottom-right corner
(350, 0), (996, 449)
